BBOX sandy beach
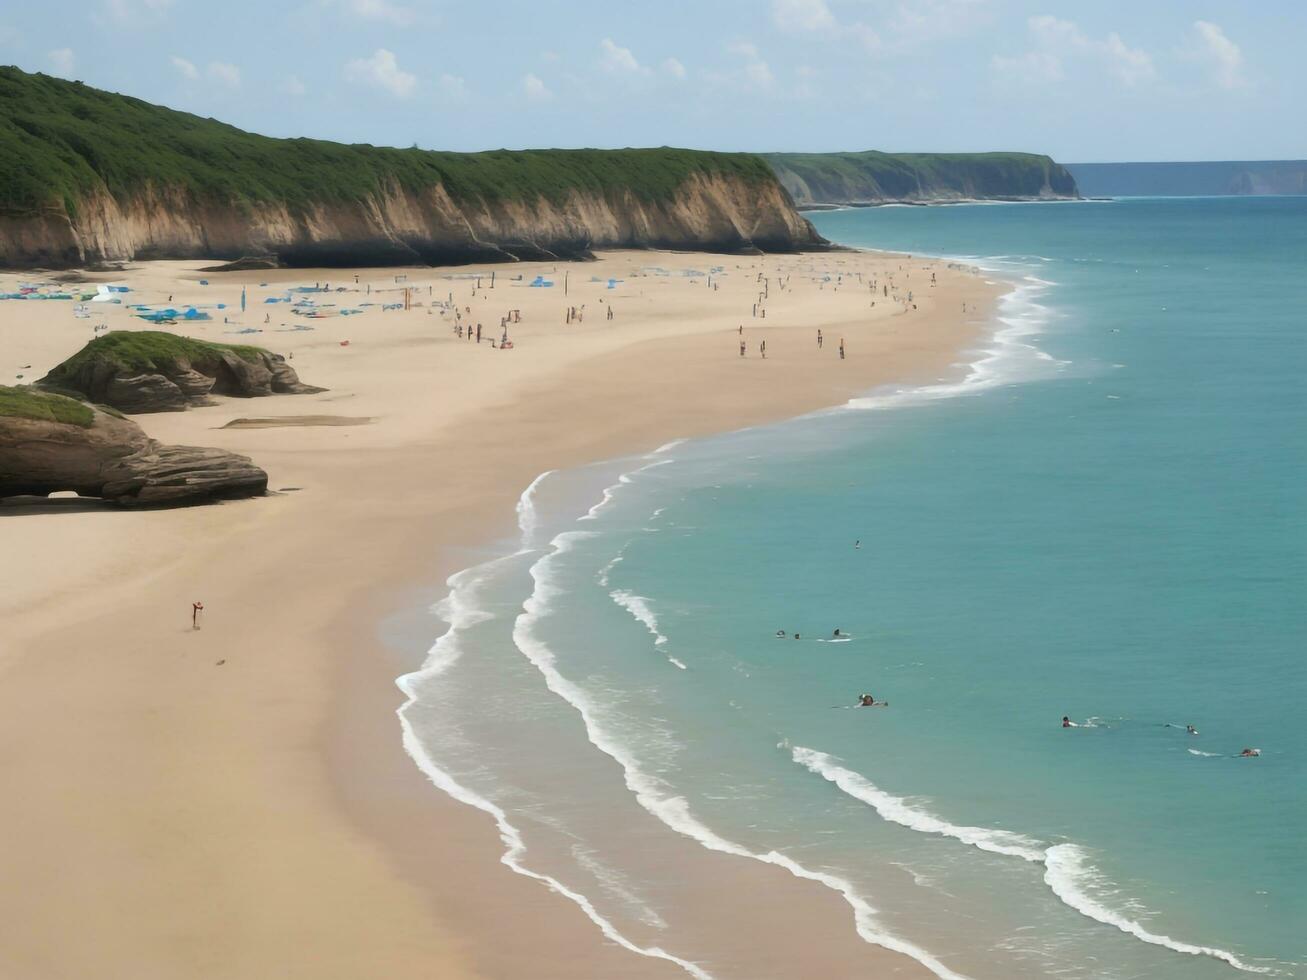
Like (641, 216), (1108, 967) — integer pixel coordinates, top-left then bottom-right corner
(1, 249), (998, 979)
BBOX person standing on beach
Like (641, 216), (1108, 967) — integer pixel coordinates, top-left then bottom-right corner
(740, 340), (746, 357)
(817, 329), (823, 348)
(476, 323), (482, 343)
(760, 340), (767, 359)
(839, 339), (845, 360)
(192, 601), (204, 630)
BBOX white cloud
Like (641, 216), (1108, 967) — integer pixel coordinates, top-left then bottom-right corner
(1191, 20), (1245, 90)
(890, 0), (987, 46)
(1103, 32), (1154, 86)
(990, 50), (1063, 85)
(771, 0), (880, 55)
(600, 38), (643, 74)
(207, 61), (242, 88)
(728, 41), (774, 89)
(343, 0), (415, 25)
(772, 0), (835, 34)
(438, 73), (467, 101)
(280, 75), (307, 96)
(170, 55), (198, 80)
(850, 23), (881, 53)
(346, 48), (417, 98)
(995, 16), (1153, 88)
(522, 72), (552, 102)
(103, 0), (173, 21)
(48, 48), (76, 76)
(662, 57), (686, 79)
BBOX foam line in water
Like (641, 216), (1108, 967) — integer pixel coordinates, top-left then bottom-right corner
(510, 533), (971, 980)
(579, 458), (674, 521)
(396, 555), (712, 980)
(791, 746), (1045, 861)
(515, 469), (554, 549)
(842, 277), (1064, 415)
(1043, 845), (1273, 974)
(610, 590), (669, 647)
(792, 746), (1273, 974)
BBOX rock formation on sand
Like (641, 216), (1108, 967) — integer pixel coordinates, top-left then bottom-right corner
(39, 331), (323, 413)
(0, 386), (267, 506)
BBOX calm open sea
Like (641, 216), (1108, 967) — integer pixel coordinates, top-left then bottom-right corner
(400, 197), (1306, 979)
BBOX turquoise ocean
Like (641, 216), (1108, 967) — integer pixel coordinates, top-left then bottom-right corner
(399, 197), (1306, 979)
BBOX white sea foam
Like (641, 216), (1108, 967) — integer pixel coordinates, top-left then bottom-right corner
(611, 590), (669, 647)
(792, 746), (1046, 862)
(511, 533), (971, 980)
(1187, 748), (1223, 758)
(396, 551), (712, 980)
(515, 469), (554, 548)
(1044, 845), (1273, 974)
(652, 438), (687, 455)
(792, 745), (1272, 974)
(571, 843), (669, 930)
(843, 278), (1063, 415)
(579, 458), (674, 521)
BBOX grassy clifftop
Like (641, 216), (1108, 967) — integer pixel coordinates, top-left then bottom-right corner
(0, 66), (775, 217)
(765, 150), (1080, 205)
(0, 385), (95, 427)
(42, 331), (268, 379)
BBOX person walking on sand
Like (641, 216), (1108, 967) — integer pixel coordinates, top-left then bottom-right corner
(192, 601), (204, 630)
(740, 340), (746, 357)
(817, 329), (823, 348)
(476, 324), (482, 343)
(839, 339), (845, 360)
(760, 340), (767, 359)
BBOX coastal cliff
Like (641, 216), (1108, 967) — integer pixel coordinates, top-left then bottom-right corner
(765, 151), (1080, 206)
(0, 67), (824, 269)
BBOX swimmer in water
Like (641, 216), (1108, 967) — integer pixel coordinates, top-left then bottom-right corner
(776, 630), (786, 638)
(1186, 724), (1199, 736)
(794, 633), (801, 640)
(854, 540), (861, 550)
(833, 629), (843, 638)
(1062, 716), (1074, 728)
(1239, 748), (1261, 758)
(859, 694), (876, 707)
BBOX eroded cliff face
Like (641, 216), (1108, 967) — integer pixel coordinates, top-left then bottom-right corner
(0, 172), (825, 269)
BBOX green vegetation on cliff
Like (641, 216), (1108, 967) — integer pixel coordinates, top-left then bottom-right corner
(42, 331), (267, 380)
(765, 150), (1079, 204)
(0, 385), (94, 427)
(0, 66), (774, 217)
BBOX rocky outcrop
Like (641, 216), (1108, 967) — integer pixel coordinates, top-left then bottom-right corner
(0, 171), (825, 270)
(1, 396), (267, 506)
(39, 333), (323, 413)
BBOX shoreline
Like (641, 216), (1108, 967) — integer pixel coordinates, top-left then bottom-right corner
(2, 248), (1000, 979)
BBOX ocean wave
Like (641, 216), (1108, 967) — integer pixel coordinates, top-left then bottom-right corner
(578, 458), (674, 522)
(1043, 844), (1273, 974)
(611, 590), (669, 648)
(396, 550), (711, 979)
(515, 469), (554, 549)
(511, 533), (971, 980)
(843, 278), (1064, 414)
(791, 745), (1273, 974)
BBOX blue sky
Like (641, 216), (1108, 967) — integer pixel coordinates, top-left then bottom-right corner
(2, 1), (1302, 162)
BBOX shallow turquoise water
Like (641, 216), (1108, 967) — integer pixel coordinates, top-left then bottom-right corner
(401, 198), (1306, 979)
